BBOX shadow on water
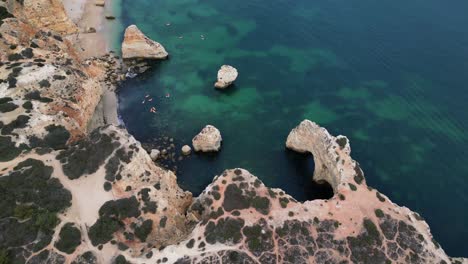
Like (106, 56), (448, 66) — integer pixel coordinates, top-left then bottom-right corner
(280, 149), (334, 201)
(156, 142), (335, 202)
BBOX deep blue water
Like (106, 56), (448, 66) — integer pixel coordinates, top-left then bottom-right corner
(116, 0), (468, 256)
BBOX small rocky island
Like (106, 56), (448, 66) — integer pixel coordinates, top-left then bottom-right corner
(0, 0), (466, 263)
(214, 65), (238, 89)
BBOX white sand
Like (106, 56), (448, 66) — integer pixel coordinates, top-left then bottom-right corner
(63, 0), (87, 23)
(63, 0), (110, 58)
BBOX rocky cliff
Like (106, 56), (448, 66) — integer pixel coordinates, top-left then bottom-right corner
(0, 1), (466, 264)
(133, 121), (463, 264)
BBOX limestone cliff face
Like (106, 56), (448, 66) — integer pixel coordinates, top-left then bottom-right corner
(6, 0), (77, 34)
(0, 9), (109, 142)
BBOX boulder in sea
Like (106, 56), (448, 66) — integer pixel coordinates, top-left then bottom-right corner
(192, 125), (222, 152)
(214, 65), (238, 89)
(122, 25), (169, 60)
(150, 149), (160, 160)
(181, 145), (192, 155)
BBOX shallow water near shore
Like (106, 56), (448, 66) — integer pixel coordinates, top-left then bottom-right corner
(115, 0), (468, 256)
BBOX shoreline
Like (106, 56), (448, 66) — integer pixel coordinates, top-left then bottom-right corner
(63, 0), (122, 131)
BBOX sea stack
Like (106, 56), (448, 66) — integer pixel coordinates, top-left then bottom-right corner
(122, 25), (169, 60)
(192, 125), (222, 152)
(214, 65), (238, 89)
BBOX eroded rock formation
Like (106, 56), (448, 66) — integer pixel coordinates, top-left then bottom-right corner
(122, 25), (169, 60)
(214, 65), (238, 89)
(286, 120), (352, 191)
(192, 125), (222, 152)
(6, 0), (77, 34)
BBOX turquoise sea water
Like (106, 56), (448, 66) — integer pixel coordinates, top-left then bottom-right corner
(115, 0), (468, 256)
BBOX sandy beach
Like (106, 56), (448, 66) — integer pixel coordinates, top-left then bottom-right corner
(63, 0), (109, 58)
(62, 0), (121, 130)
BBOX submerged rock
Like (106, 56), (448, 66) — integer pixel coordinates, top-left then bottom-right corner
(122, 25), (169, 60)
(192, 125), (222, 152)
(214, 65), (238, 89)
(182, 145), (192, 155)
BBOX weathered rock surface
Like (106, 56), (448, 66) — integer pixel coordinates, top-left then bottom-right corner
(214, 65), (238, 89)
(182, 145), (192, 155)
(192, 125), (222, 152)
(150, 149), (160, 160)
(286, 120), (351, 191)
(122, 25), (168, 60)
(6, 0), (77, 34)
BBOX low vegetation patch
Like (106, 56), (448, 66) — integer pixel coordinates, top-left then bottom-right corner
(55, 223), (82, 254)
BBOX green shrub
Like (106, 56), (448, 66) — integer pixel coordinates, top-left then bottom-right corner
(134, 220), (153, 242)
(55, 223), (82, 254)
(88, 216), (120, 246)
(336, 137), (348, 149)
(0, 249), (10, 264)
